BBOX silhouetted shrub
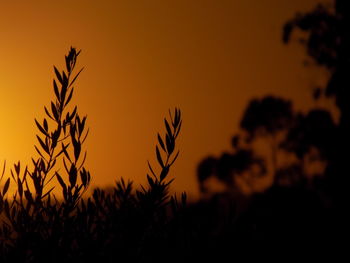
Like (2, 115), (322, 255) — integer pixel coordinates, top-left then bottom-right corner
(0, 48), (187, 263)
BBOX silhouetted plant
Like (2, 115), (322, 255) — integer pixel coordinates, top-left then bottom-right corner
(2, 0), (344, 259)
(0, 48), (185, 263)
(85, 109), (183, 262)
(240, 96), (293, 174)
(137, 108), (182, 210)
(284, 0), (349, 203)
(197, 96), (295, 195)
(193, 0), (344, 254)
(0, 47), (92, 262)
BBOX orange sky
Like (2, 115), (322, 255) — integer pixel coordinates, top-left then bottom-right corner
(0, 0), (331, 199)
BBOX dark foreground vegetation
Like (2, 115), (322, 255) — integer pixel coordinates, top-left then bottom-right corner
(197, 0), (349, 255)
(0, 47), (188, 262)
(1, 1), (349, 262)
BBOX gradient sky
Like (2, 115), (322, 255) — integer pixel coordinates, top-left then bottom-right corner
(0, 0), (331, 199)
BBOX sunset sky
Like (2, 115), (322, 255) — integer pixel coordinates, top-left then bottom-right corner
(0, 0), (331, 199)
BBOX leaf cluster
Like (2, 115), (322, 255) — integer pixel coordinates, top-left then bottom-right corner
(0, 48), (187, 263)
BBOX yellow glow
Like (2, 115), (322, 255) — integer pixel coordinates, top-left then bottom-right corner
(0, 0), (330, 199)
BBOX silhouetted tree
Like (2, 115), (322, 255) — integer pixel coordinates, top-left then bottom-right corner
(197, 149), (265, 195)
(284, 0), (349, 210)
(197, 96), (293, 195)
(200, 0), (348, 198)
(194, 0), (346, 251)
(240, 96), (293, 175)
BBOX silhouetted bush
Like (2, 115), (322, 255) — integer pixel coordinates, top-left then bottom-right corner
(0, 48), (190, 263)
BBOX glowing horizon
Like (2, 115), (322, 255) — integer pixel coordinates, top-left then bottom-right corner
(0, 0), (331, 199)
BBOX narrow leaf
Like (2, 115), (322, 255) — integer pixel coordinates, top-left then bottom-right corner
(65, 55), (71, 72)
(44, 106), (54, 120)
(156, 146), (164, 168)
(69, 67), (84, 88)
(36, 135), (49, 154)
(147, 174), (154, 186)
(35, 119), (49, 136)
(62, 71), (68, 88)
(34, 145), (47, 160)
(160, 165), (169, 181)
(64, 87), (74, 107)
(80, 169), (87, 186)
(157, 133), (166, 151)
(69, 165), (77, 187)
(166, 134), (174, 155)
(147, 161), (157, 178)
(42, 187), (55, 199)
(51, 101), (59, 121)
(53, 79), (60, 100)
(55, 172), (66, 191)
(3, 178), (10, 195)
(54, 66), (62, 84)
(18, 178), (23, 198)
(164, 118), (172, 137)
(169, 151), (180, 166)
(175, 120), (182, 138)
(43, 119), (48, 131)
